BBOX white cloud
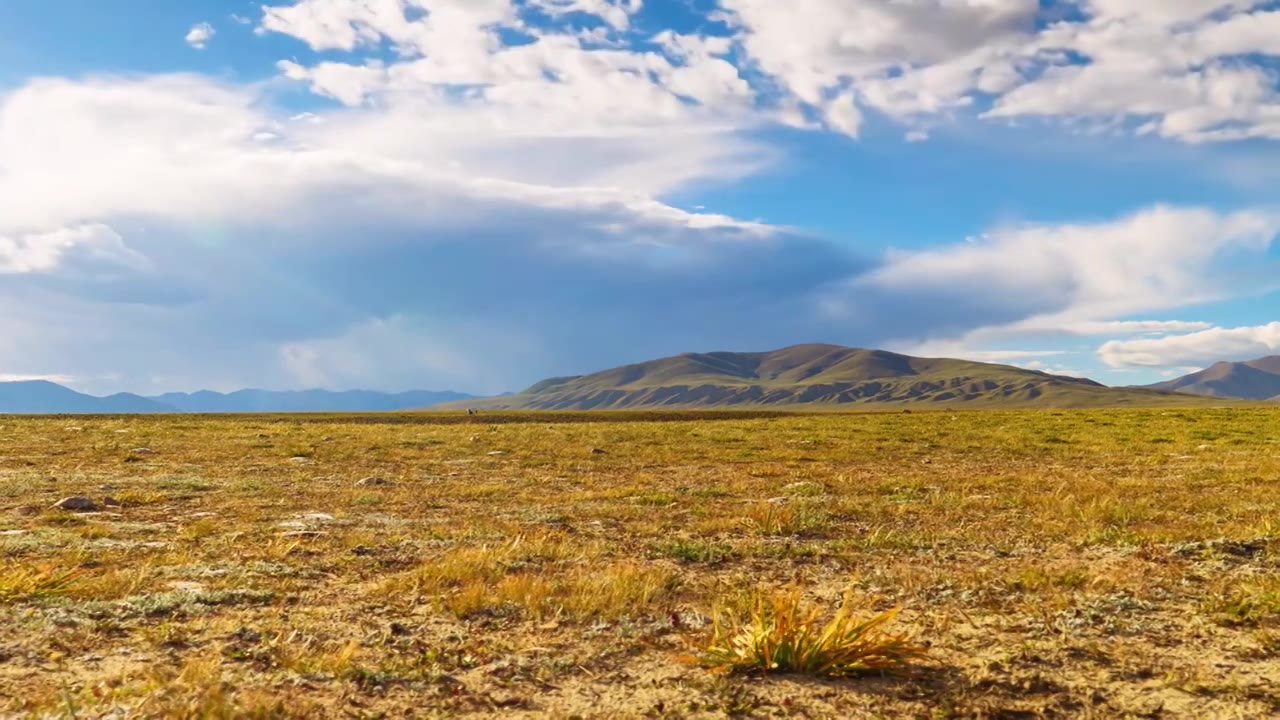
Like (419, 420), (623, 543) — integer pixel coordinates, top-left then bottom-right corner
(4, 1), (1280, 394)
(712, 0), (1280, 143)
(1064, 320), (1216, 335)
(862, 206), (1279, 328)
(0, 225), (148, 274)
(1098, 322), (1280, 368)
(0, 373), (76, 384)
(185, 22), (215, 49)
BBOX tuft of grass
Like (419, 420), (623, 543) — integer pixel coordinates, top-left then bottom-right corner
(701, 590), (928, 677)
(656, 540), (738, 565)
(0, 561), (81, 603)
(742, 502), (828, 537)
(1205, 578), (1280, 627)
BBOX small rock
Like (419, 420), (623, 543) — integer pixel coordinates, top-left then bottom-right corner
(168, 581), (205, 594)
(289, 456), (312, 464)
(469, 436), (480, 443)
(280, 530), (327, 539)
(1197, 444), (1213, 451)
(102, 497), (122, 507)
(356, 477), (394, 487)
(296, 512), (335, 522)
(98, 484), (117, 491)
(188, 512), (218, 519)
(64, 427), (83, 432)
(766, 496), (790, 505)
(590, 448), (608, 455)
(487, 451), (508, 456)
(130, 448), (156, 455)
(53, 496), (101, 512)
(0, 530), (28, 536)
(255, 433), (271, 439)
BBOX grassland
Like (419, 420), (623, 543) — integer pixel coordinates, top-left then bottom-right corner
(1, 408), (1279, 718)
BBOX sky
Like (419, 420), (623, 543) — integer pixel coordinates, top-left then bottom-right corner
(2, 0), (1280, 395)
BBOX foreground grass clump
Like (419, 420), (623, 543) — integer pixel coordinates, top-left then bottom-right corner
(703, 590), (928, 677)
(0, 560), (81, 603)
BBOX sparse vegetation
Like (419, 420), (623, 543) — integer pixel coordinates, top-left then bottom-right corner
(702, 590), (928, 677)
(1, 407), (1279, 716)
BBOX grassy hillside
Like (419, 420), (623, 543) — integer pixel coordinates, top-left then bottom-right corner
(3, 409), (1280, 717)
(452, 344), (1211, 410)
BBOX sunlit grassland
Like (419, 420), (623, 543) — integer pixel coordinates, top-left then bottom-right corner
(1, 407), (1278, 717)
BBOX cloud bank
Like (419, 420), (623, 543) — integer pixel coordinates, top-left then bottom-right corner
(2, 0), (1279, 392)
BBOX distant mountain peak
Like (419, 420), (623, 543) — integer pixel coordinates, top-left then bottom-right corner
(1145, 356), (1280, 400)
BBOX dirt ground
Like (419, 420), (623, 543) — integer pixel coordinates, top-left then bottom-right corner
(1, 408), (1278, 718)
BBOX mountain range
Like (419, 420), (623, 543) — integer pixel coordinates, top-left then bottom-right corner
(0, 383), (473, 414)
(1143, 356), (1280, 400)
(444, 344), (1210, 410)
(8, 346), (1276, 414)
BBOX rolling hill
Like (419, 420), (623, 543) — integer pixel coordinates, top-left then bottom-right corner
(150, 389), (474, 413)
(1144, 357), (1280, 400)
(450, 344), (1206, 410)
(0, 381), (177, 414)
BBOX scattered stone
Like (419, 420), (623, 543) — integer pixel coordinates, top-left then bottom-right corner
(255, 433), (271, 439)
(356, 477), (394, 487)
(168, 581), (206, 594)
(102, 497), (122, 507)
(591, 448), (608, 455)
(1197, 444), (1213, 451)
(767, 496), (790, 505)
(469, 436), (480, 443)
(53, 496), (101, 512)
(289, 456), (313, 464)
(0, 530), (28, 536)
(1173, 537), (1270, 558)
(280, 530), (327, 539)
(487, 451), (508, 456)
(130, 448), (156, 455)
(296, 513), (335, 522)
(113, 429), (130, 434)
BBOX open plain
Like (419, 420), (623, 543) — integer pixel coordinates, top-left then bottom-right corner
(2, 408), (1279, 718)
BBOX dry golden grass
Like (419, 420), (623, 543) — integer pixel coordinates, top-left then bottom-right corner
(702, 590), (927, 677)
(1, 407), (1279, 717)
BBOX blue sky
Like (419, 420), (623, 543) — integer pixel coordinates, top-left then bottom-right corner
(1, 0), (1280, 394)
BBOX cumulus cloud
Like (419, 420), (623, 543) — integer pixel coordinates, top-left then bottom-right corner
(185, 22), (215, 49)
(715, 0), (1280, 142)
(4, 1), (1280, 392)
(1099, 322), (1280, 368)
(844, 206), (1280, 344)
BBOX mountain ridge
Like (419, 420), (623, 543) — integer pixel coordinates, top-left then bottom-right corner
(0, 383), (473, 414)
(1143, 356), (1280, 400)
(450, 343), (1204, 411)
